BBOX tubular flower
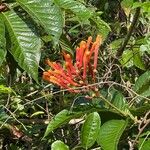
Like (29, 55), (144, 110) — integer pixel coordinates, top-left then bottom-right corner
(42, 35), (102, 94)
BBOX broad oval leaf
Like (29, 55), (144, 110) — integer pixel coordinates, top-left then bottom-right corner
(51, 140), (69, 150)
(81, 112), (101, 149)
(54, 0), (92, 21)
(97, 119), (127, 150)
(2, 10), (41, 82)
(17, 0), (63, 44)
(133, 71), (150, 98)
(43, 109), (83, 138)
(0, 15), (6, 66)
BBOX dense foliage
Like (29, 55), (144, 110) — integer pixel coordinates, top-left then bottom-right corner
(0, 0), (150, 149)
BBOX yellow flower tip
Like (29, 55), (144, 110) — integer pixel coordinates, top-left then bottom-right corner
(80, 41), (86, 46)
(88, 36), (92, 41)
(92, 93), (96, 98)
(66, 54), (71, 59)
(79, 80), (84, 85)
(43, 71), (49, 76)
(81, 40), (86, 43)
(93, 69), (97, 73)
(53, 62), (57, 65)
(96, 35), (102, 43)
(67, 83), (71, 87)
(94, 88), (99, 92)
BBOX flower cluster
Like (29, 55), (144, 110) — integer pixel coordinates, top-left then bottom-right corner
(43, 35), (102, 93)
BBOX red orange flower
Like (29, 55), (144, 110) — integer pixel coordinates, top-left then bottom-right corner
(43, 35), (102, 93)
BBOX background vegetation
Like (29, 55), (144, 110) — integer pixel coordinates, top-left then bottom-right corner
(0, 0), (150, 149)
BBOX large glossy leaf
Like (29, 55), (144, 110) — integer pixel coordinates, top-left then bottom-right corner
(17, 0), (63, 44)
(81, 112), (101, 149)
(133, 71), (150, 98)
(43, 109), (83, 138)
(97, 120), (127, 150)
(54, 0), (92, 21)
(0, 15), (6, 66)
(2, 10), (41, 82)
(51, 140), (69, 150)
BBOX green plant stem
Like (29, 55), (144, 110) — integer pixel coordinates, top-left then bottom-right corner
(99, 95), (135, 121)
(99, 95), (126, 116)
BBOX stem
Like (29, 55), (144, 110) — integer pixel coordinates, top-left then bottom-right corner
(99, 95), (136, 122)
(116, 7), (141, 58)
(99, 95), (127, 117)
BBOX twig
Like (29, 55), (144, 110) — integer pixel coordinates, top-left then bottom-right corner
(3, 106), (27, 130)
(132, 111), (150, 148)
(1, 81), (150, 128)
(99, 95), (127, 117)
(10, 119), (50, 125)
(116, 7), (141, 58)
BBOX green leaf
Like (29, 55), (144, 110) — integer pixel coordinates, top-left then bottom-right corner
(43, 109), (83, 138)
(140, 35), (150, 54)
(54, 0), (92, 21)
(90, 17), (111, 38)
(120, 49), (133, 67)
(108, 88), (127, 111)
(51, 140), (69, 150)
(110, 39), (124, 51)
(0, 15), (6, 66)
(17, 0), (63, 44)
(133, 48), (145, 70)
(59, 34), (74, 55)
(120, 48), (145, 70)
(133, 71), (150, 98)
(0, 107), (10, 123)
(130, 104), (150, 117)
(133, 2), (150, 12)
(81, 112), (101, 149)
(2, 10), (41, 82)
(0, 85), (13, 94)
(97, 119), (127, 150)
(121, 0), (133, 8)
(139, 138), (150, 150)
